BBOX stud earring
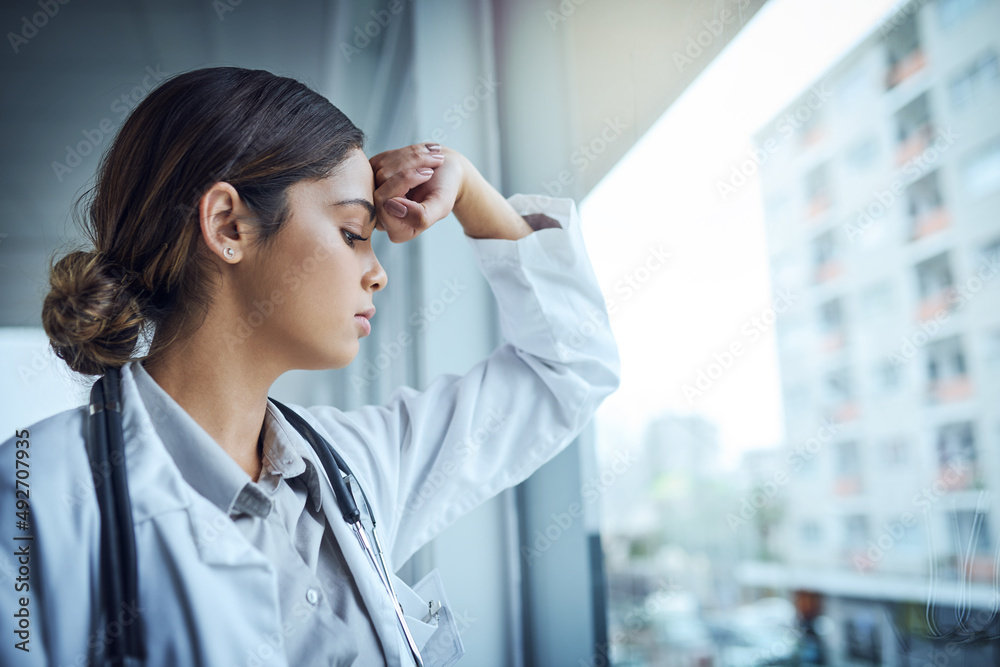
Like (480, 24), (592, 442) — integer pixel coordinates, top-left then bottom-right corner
(224, 247), (235, 259)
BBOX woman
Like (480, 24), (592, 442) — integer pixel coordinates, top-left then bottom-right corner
(0, 67), (620, 666)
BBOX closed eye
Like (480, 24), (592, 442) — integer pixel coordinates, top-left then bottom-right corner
(342, 229), (370, 247)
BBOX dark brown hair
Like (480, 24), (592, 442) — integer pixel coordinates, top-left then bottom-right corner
(42, 67), (366, 375)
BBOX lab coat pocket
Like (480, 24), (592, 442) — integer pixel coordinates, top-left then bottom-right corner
(391, 569), (465, 667)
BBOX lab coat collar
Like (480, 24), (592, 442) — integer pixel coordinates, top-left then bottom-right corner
(129, 360), (325, 517)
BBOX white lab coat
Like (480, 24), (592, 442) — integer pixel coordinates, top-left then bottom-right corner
(0, 193), (620, 666)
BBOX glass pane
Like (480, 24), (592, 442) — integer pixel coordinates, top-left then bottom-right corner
(585, 0), (1000, 665)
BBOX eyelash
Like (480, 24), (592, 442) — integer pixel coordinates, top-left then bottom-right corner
(342, 230), (370, 247)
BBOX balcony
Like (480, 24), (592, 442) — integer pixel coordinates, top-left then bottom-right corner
(814, 259), (842, 284)
(834, 475), (863, 497)
(831, 401), (860, 423)
(886, 48), (926, 89)
(915, 287), (955, 322)
(895, 123), (933, 166)
(820, 330), (845, 353)
(928, 375), (973, 404)
(910, 206), (950, 240)
(806, 193), (831, 220)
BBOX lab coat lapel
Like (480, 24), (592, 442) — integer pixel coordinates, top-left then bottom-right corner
(314, 451), (405, 665)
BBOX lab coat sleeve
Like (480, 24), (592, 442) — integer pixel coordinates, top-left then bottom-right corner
(306, 193), (621, 568)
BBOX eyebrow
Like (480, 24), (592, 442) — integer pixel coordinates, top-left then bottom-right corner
(332, 198), (377, 227)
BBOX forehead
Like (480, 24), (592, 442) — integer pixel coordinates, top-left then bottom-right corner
(289, 149), (375, 217)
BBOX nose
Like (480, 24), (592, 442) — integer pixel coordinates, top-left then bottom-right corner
(366, 251), (388, 293)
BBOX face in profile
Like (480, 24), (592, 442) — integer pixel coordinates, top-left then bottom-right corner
(238, 148), (388, 371)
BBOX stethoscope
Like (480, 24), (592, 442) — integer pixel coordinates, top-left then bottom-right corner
(86, 366), (425, 666)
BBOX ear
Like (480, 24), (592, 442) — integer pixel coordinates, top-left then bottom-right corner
(198, 182), (256, 263)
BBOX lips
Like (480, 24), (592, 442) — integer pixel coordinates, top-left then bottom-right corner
(356, 307), (375, 320)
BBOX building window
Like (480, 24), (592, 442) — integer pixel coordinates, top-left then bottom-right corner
(948, 509), (991, 555)
(961, 136), (1000, 198)
(805, 163), (832, 218)
(834, 441), (863, 496)
(935, 0), (992, 30)
(844, 514), (870, 550)
(894, 93), (934, 166)
(907, 171), (949, 240)
(813, 231), (841, 282)
(818, 298), (846, 351)
(875, 360), (902, 394)
(936, 421), (978, 491)
(948, 49), (1000, 109)
(914, 253), (955, 321)
(883, 12), (924, 89)
(845, 610), (882, 663)
(800, 521), (822, 545)
(881, 438), (908, 467)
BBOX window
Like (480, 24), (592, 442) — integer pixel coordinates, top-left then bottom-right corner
(819, 298), (844, 332)
(881, 438), (908, 467)
(883, 13), (923, 89)
(800, 521), (822, 544)
(874, 360), (902, 394)
(961, 136), (1000, 197)
(926, 336), (967, 383)
(935, 0), (992, 30)
(936, 421), (978, 491)
(844, 514), (870, 549)
(835, 440), (861, 477)
(948, 509), (991, 555)
(915, 252), (954, 298)
(948, 49), (1000, 109)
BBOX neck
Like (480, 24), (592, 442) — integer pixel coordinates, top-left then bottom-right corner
(142, 310), (285, 482)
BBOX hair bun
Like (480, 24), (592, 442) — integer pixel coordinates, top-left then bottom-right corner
(42, 250), (145, 376)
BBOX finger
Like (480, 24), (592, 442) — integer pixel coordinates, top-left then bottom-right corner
(374, 167), (435, 213)
(380, 198), (426, 243)
(373, 150), (444, 187)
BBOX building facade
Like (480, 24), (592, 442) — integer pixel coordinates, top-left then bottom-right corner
(745, 0), (1000, 663)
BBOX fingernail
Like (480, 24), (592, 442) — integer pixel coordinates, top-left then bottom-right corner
(417, 167), (434, 176)
(425, 143), (441, 153)
(385, 199), (407, 217)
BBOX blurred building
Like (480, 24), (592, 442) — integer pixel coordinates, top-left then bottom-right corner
(741, 0), (1000, 664)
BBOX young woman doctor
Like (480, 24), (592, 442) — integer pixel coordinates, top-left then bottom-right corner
(0, 67), (620, 666)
